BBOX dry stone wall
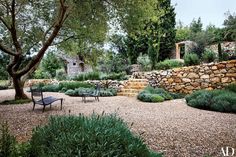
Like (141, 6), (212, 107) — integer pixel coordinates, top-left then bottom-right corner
(132, 60), (236, 94)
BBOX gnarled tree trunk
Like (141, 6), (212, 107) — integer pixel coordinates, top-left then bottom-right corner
(12, 76), (28, 100)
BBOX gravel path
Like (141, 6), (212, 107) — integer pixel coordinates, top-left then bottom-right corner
(0, 89), (236, 157)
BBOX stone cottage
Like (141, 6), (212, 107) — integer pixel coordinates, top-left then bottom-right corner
(57, 53), (92, 77)
(174, 40), (197, 59)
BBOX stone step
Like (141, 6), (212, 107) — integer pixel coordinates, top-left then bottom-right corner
(123, 85), (147, 90)
(117, 92), (138, 97)
(120, 89), (142, 93)
(125, 82), (149, 86)
(128, 79), (148, 82)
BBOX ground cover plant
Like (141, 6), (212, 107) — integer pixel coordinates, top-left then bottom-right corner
(30, 114), (162, 157)
(185, 83), (236, 113)
(137, 86), (184, 103)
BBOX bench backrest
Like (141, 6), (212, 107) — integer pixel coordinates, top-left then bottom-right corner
(30, 87), (44, 101)
(94, 84), (101, 96)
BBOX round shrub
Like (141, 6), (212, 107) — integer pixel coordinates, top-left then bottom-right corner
(202, 49), (216, 63)
(184, 53), (200, 66)
(137, 86), (177, 103)
(30, 115), (161, 157)
(150, 94), (165, 102)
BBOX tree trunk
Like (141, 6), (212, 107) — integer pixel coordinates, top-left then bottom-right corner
(12, 76), (28, 100)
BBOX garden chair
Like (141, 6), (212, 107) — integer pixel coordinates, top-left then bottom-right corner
(30, 87), (63, 112)
(82, 84), (100, 103)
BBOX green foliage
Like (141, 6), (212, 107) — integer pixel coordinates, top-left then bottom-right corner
(101, 72), (128, 80)
(0, 99), (32, 105)
(0, 122), (16, 157)
(156, 59), (184, 70)
(33, 68), (51, 79)
(65, 88), (117, 97)
(41, 52), (64, 78)
(169, 92), (186, 99)
(186, 89), (236, 113)
(137, 86), (174, 102)
(98, 52), (131, 74)
(40, 82), (94, 92)
(137, 54), (151, 71)
(202, 49), (216, 63)
(0, 53), (9, 80)
(55, 69), (67, 81)
(0, 85), (8, 90)
(72, 72), (100, 81)
(30, 115), (161, 157)
(225, 83), (236, 93)
(189, 17), (203, 34)
(223, 12), (236, 41)
(0, 122), (30, 157)
(184, 53), (200, 66)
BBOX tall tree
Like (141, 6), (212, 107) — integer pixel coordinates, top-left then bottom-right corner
(189, 17), (203, 34)
(0, 0), (69, 99)
(223, 12), (236, 41)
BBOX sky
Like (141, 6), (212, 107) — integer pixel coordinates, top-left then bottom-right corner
(171, 0), (236, 28)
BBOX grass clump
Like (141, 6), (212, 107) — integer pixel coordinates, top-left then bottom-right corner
(72, 72), (100, 81)
(186, 89), (236, 113)
(0, 98), (32, 105)
(30, 114), (162, 157)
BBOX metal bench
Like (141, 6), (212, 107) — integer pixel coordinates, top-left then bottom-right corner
(81, 84), (100, 103)
(30, 87), (63, 112)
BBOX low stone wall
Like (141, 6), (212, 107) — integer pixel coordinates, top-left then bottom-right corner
(25, 79), (59, 87)
(85, 80), (127, 92)
(132, 60), (236, 93)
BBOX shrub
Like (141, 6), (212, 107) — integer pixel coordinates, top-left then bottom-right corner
(202, 49), (216, 63)
(150, 94), (165, 102)
(137, 86), (173, 103)
(59, 82), (94, 92)
(30, 115), (161, 157)
(186, 89), (236, 113)
(184, 53), (200, 66)
(73, 72), (100, 81)
(0, 85), (8, 90)
(41, 84), (60, 92)
(0, 122), (16, 157)
(156, 59), (184, 70)
(55, 69), (67, 81)
(65, 88), (117, 97)
(137, 54), (151, 71)
(101, 72), (127, 80)
(169, 92), (185, 99)
(224, 83), (236, 93)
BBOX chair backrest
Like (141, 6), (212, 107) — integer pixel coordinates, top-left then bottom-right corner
(30, 87), (43, 101)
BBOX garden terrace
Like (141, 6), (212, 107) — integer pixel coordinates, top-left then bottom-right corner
(0, 89), (236, 157)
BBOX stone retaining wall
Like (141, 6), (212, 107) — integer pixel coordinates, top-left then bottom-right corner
(132, 60), (236, 93)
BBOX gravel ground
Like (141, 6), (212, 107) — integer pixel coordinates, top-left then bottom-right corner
(0, 89), (236, 157)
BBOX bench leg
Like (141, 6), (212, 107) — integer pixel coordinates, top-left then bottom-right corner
(32, 103), (35, 111)
(97, 96), (99, 102)
(60, 99), (63, 110)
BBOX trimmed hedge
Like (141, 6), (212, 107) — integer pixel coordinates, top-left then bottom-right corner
(30, 115), (162, 157)
(137, 86), (173, 103)
(156, 59), (184, 70)
(65, 87), (117, 97)
(185, 89), (236, 113)
(39, 82), (94, 92)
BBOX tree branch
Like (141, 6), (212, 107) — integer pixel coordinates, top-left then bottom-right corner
(10, 0), (22, 54)
(0, 16), (11, 31)
(0, 42), (17, 56)
(17, 0), (69, 76)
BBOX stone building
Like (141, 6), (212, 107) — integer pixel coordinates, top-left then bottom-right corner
(57, 53), (92, 77)
(174, 40), (197, 59)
